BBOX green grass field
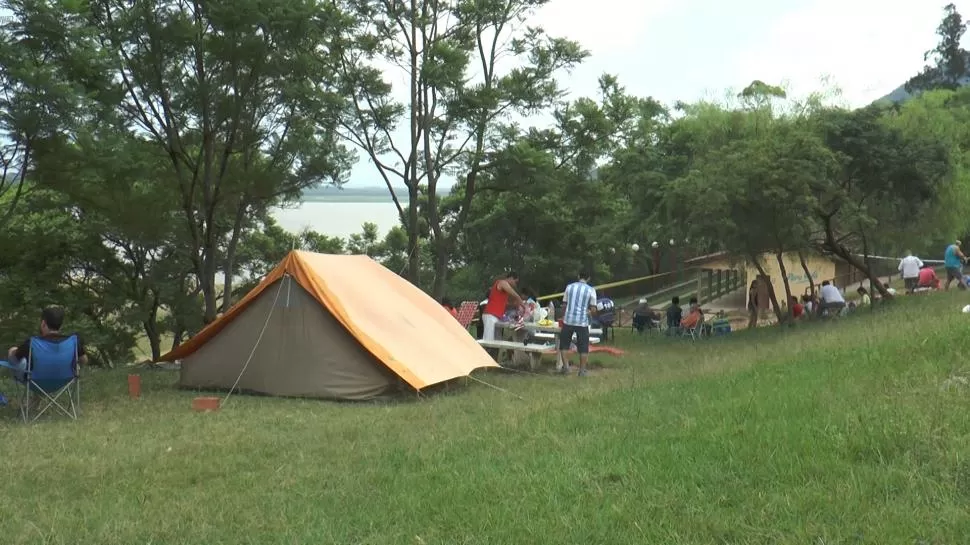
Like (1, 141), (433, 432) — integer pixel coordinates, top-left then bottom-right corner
(4, 293), (970, 543)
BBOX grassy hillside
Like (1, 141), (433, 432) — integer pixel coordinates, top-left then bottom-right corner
(3, 293), (970, 543)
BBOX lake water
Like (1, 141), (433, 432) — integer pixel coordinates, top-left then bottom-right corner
(271, 201), (403, 239)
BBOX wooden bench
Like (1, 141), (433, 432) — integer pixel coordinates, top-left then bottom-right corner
(531, 332), (601, 344)
(477, 339), (552, 369)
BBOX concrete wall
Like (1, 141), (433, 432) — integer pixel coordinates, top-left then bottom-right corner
(690, 252), (840, 309)
(745, 253), (837, 306)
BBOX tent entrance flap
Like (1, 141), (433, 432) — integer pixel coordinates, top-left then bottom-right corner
(223, 274), (291, 403)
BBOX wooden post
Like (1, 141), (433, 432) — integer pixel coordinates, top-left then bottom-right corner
(696, 270), (703, 303)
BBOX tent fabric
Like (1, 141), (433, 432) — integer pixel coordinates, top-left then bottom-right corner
(178, 277), (400, 400)
(159, 251), (498, 397)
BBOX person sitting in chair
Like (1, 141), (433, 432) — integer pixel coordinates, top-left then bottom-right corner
(681, 296), (705, 331)
(3, 307), (88, 381)
(632, 298), (660, 332)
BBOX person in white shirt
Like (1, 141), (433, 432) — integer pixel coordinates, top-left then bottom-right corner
(898, 251), (923, 293)
(817, 280), (845, 316)
(883, 282), (897, 296)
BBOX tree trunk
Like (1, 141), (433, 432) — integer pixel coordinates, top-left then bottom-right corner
(797, 251), (816, 299)
(775, 251), (795, 322)
(144, 320), (161, 361)
(406, 186), (420, 283)
(432, 240), (448, 299)
(220, 200), (248, 313)
(143, 292), (162, 361)
(751, 256), (783, 322)
(171, 325), (186, 351)
(820, 217), (890, 298)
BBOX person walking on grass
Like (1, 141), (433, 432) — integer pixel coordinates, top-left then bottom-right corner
(944, 241), (967, 291)
(898, 251), (923, 293)
(559, 271), (597, 377)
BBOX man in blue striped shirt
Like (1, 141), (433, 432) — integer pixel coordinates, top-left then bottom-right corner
(560, 271), (597, 377)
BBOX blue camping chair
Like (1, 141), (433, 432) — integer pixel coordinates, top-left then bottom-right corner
(1, 335), (80, 423)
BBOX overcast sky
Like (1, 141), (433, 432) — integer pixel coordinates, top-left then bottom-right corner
(345, 0), (962, 187)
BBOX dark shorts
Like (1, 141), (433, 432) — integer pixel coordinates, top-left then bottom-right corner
(947, 266), (963, 280)
(559, 324), (590, 354)
(904, 277), (918, 290)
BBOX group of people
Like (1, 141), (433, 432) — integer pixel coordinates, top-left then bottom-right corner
(898, 242), (968, 292)
(469, 271), (602, 376)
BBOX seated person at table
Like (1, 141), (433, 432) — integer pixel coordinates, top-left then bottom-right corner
(2, 307), (88, 381)
(918, 265), (940, 290)
(632, 298), (660, 332)
(665, 296), (683, 334)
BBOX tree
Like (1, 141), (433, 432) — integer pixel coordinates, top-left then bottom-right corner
(663, 102), (836, 321)
(29, 130), (191, 360)
(0, 0), (111, 221)
(334, 0), (587, 296)
(811, 105), (953, 297)
(906, 3), (969, 93)
(0, 189), (139, 366)
(78, 0), (353, 323)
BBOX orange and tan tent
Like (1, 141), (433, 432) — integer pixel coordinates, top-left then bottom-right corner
(158, 251), (498, 400)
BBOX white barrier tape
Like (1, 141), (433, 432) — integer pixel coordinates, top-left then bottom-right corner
(851, 254), (945, 264)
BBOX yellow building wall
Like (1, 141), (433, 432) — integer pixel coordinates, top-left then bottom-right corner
(745, 253), (836, 306)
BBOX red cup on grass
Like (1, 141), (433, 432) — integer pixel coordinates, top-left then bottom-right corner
(127, 374), (141, 399)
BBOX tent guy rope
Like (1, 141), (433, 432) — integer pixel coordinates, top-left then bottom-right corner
(221, 274), (288, 406)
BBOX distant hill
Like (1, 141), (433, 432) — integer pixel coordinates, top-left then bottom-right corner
(874, 74), (970, 105)
(874, 52), (970, 105)
(302, 185), (406, 203)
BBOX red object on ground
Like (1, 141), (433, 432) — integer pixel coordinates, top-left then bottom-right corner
(557, 319), (564, 328)
(127, 374), (141, 399)
(192, 397), (220, 412)
(543, 345), (625, 356)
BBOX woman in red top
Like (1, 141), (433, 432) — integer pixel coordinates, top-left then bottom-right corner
(789, 296), (804, 319)
(481, 271), (522, 341)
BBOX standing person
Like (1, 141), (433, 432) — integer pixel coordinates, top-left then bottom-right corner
(898, 251), (923, 293)
(944, 241), (967, 291)
(747, 280), (760, 329)
(481, 272), (523, 341)
(559, 271), (597, 377)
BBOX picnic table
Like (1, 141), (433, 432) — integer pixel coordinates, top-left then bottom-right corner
(481, 322), (603, 369)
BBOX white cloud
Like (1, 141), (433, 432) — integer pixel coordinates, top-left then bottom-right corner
(732, 0), (956, 106)
(534, 0), (676, 55)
